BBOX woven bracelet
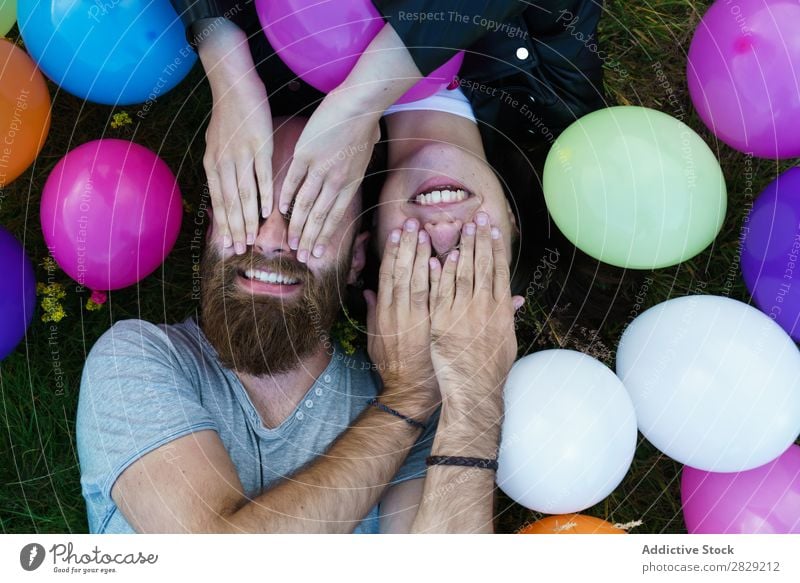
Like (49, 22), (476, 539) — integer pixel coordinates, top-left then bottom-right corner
(367, 398), (426, 431)
(426, 456), (499, 471)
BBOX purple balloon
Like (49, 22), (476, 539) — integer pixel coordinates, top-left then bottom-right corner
(682, 445), (800, 533)
(0, 226), (36, 361)
(740, 167), (800, 340)
(687, 0), (800, 159)
(257, 0), (463, 104)
(40, 139), (183, 294)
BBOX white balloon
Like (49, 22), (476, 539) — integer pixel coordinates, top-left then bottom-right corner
(497, 349), (637, 514)
(616, 295), (800, 472)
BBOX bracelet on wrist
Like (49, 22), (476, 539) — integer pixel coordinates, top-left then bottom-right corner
(426, 456), (499, 471)
(367, 398), (426, 431)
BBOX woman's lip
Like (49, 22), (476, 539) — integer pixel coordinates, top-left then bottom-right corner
(235, 274), (303, 297)
(412, 176), (469, 199)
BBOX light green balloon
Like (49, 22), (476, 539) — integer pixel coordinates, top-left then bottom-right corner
(543, 106), (727, 269)
(0, 0), (16, 38)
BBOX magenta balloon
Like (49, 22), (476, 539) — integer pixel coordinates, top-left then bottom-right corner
(681, 445), (800, 533)
(40, 139), (183, 292)
(687, 0), (800, 159)
(395, 51), (464, 105)
(257, 0), (463, 103)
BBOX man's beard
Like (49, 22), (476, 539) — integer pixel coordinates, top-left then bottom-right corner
(199, 245), (351, 376)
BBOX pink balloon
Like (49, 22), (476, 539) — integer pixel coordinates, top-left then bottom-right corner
(687, 0), (800, 159)
(40, 139), (182, 293)
(681, 445), (800, 533)
(257, 0), (463, 104)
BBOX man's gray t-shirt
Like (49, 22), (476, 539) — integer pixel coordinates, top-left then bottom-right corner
(76, 318), (435, 534)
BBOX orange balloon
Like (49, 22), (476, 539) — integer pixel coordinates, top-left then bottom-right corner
(518, 514), (626, 534)
(0, 38), (50, 187)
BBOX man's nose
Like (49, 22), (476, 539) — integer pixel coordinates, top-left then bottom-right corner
(254, 211), (292, 256)
(425, 220), (463, 256)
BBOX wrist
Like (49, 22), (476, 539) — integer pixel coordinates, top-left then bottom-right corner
(198, 23), (262, 91)
(431, 426), (501, 460)
(378, 383), (439, 425)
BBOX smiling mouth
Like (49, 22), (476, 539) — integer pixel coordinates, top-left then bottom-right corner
(238, 268), (301, 286)
(410, 185), (472, 206)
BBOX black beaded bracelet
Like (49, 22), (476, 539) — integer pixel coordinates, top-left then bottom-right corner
(367, 398), (426, 431)
(426, 456), (499, 471)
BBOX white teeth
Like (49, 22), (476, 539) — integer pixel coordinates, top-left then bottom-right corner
(414, 188), (468, 206)
(243, 269), (298, 285)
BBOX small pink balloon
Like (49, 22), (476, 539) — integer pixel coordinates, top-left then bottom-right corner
(681, 445), (800, 533)
(40, 139), (183, 294)
(257, 0), (463, 104)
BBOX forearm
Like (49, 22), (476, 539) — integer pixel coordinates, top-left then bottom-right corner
(332, 24), (423, 115)
(410, 386), (503, 534)
(195, 18), (264, 99)
(216, 400), (432, 533)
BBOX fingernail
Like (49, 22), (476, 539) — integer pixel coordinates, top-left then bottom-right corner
(297, 249), (309, 263)
(429, 257), (439, 270)
(448, 250), (459, 262)
(491, 227), (501, 240)
(404, 218), (418, 232)
(476, 212), (488, 226)
(223, 235), (232, 248)
(262, 208), (270, 219)
(418, 230), (429, 244)
(312, 244), (325, 258)
(390, 229), (401, 243)
(514, 297), (525, 310)
(235, 242), (246, 255)
(247, 234), (255, 245)
(289, 237), (299, 250)
(465, 223), (476, 236)
(280, 203), (289, 214)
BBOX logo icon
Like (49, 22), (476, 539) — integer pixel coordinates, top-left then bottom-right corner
(20, 543), (46, 571)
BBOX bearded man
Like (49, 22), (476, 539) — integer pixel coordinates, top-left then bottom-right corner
(77, 116), (517, 534)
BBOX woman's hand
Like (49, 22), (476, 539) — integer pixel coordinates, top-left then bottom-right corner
(429, 213), (523, 418)
(279, 94), (380, 263)
(197, 19), (273, 255)
(278, 23), (424, 263)
(365, 218), (439, 422)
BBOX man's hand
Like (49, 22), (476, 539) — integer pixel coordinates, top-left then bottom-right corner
(365, 218), (439, 422)
(429, 212), (522, 421)
(198, 19), (274, 255)
(279, 93), (381, 263)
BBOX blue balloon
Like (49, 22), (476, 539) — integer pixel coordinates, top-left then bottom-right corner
(19, 0), (196, 106)
(0, 226), (36, 361)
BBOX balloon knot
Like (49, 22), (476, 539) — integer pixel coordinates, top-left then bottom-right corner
(90, 290), (108, 305)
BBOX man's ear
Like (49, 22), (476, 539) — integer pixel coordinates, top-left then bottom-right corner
(347, 231), (370, 286)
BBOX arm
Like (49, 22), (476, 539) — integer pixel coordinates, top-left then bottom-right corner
(279, 24), (425, 263)
(172, 12), (274, 255)
(411, 214), (520, 533)
(112, 404), (429, 533)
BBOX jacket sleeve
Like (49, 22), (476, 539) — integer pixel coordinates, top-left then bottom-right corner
(169, 0), (227, 47)
(169, 0), (227, 28)
(371, 0), (526, 75)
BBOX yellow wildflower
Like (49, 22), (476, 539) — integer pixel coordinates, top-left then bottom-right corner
(37, 281), (68, 322)
(85, 298), (104, 311)
(111, 111), (133, 129)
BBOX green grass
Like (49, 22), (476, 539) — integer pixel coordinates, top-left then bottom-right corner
(1, 0), (798, 534)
